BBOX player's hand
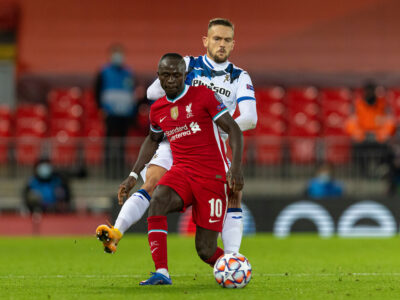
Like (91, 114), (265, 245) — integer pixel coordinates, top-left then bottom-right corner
(226, 167), (244, 192)
(118, 176), (137, 205)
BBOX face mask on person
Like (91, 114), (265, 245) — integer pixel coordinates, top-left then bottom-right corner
(111, 52), (124, 66)
(317, 172), (331, 183)
(37, 163), (53, 179)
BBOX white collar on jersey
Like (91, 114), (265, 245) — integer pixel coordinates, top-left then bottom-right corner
(166, 84), (190, 102)
(203, 54), (230, 71)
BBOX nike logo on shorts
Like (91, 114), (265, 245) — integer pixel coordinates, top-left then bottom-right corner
(209, 219), (219, 223)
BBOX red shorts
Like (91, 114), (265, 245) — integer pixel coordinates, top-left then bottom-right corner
(157, 166), (228, 232)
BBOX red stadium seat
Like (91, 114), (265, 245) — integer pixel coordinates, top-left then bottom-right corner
(0, 107), (12, 163)
(255, 135), (283, 164)
(50, 130), (79, 166)
(286, 87), (321, 164)
(125, 129), (146, 165)
(320, 88), (352, 164)
(289, 138), (317, 164)
(83, 123), (105, 165)
(15, 136), (43, 165)
(254, 87), (286, 164)
(387, 88), (400, 122)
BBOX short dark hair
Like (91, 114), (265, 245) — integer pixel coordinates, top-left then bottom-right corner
(208, 18), (234, 32)
(158, 53), (185, 68)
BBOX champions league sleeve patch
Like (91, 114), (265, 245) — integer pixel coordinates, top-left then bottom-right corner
(246, 84), (254, 91)
(217, 103), (227, 111)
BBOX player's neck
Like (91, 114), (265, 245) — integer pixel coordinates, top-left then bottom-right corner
(166, 85), (189, 102)
(204, 54), (229, 70)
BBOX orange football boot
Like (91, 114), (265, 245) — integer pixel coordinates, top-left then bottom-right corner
(96, 224), (123, 254)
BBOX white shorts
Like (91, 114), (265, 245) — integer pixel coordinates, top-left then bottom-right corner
(140, 139), (173, 182)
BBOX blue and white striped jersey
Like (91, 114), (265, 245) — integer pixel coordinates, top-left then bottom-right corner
(183, 54), (256, 115)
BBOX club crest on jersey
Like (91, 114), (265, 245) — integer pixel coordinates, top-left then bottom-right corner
(186, 103), (193, 118)
(224, 74), (230, 82)
(170, 106), (179, 120)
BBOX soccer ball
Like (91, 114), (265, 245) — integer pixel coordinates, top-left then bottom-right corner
(213, 253), (252, 288)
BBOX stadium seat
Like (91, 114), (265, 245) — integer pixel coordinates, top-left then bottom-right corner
(50, 130), (79, 166)
(286, 87), (321, 164)
(0, 106), (12, 163)
(254, 87), (286, 164)
(320, 88), (352, 164)
(387, 88), (400, 122)
(15, 104), (48, 165)
(125, 129), (146, 165)
(83, 121), (105, 166)
(15, 136), (43, 165)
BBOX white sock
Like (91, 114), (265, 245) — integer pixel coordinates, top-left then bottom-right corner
(222, 208), (243, 254)
(114, 189), (150, 234)
(156, 268), (170, 278)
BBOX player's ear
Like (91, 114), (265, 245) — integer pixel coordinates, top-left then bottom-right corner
(202, 36), (208, 47)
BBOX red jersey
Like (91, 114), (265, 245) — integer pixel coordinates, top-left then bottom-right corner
(150, 85), (229, 181)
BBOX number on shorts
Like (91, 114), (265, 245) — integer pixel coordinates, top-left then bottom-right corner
(209, 198), (222, 217)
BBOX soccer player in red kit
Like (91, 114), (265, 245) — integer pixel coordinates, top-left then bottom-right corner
(117, 53), (243, 285)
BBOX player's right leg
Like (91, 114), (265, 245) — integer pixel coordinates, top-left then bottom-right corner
(195, 226), (224, 266)
(140, 183), (185, 285)
(96, 140), (172, 254)
(96, 165), (167, 253)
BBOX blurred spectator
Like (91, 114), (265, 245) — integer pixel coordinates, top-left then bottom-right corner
(345, 82), (395, 177)
(345, 82), (395, 143)
(306, 163), (343, 199)
(23, 158), (71, 213)
(94, 44), (137, 178)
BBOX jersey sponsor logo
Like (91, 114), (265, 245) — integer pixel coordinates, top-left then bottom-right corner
(186, 103), (193, 118)
(165, 122), (201, 142)
(170, 106), (179, 120)
(190, 122), (201, 133)
(209, 219), (219, 223)
(160, 116), (167, 123)
(165, 124), (189, 137)
(191, 79), (231, 97)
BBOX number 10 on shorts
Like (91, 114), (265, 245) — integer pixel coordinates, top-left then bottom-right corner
(209, 198), (223, 217)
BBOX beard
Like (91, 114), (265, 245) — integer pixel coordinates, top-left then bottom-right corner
(209, 47), (229, 63)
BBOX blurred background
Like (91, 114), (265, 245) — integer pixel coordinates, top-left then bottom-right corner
(1, 0), (400, 236)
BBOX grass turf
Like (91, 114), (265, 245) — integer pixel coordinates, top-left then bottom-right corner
(1, 234), (400, 299)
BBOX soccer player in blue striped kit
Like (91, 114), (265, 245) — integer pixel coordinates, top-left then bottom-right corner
(97, 18), (257, 257)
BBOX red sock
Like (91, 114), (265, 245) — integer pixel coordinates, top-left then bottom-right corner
(204, 247), (224, 267)
(147, 216), (168, 270)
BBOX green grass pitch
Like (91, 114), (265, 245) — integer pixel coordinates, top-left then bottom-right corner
(1, 234), (400, 299)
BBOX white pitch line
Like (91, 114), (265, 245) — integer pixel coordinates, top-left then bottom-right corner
(2, 273), (400, 279)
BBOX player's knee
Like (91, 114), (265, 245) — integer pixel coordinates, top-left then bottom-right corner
(143, 166), (166, 196)
(141, 180), (157, 196)
(195, 240), (216, 261)
(148, 194), (168, 216)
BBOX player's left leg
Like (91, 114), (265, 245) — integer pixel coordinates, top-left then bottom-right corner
(140, 178), (188, 286)
(195, 226), (224, 266)
(222, 190), (243, 254)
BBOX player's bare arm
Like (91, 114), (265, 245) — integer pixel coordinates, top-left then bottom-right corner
(118, 130), (164, 204)
(215, 113), (243, 192)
